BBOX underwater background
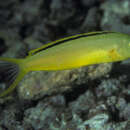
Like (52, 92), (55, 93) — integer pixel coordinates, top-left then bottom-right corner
(0, 0), (130, 129)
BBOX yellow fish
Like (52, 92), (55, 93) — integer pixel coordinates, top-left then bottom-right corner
(0, 31), (130, 97)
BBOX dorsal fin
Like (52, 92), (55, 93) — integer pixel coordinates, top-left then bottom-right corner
(28, 31), (113, 56)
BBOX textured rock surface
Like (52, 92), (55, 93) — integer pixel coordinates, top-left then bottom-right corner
(18, 63), (112, 100)
(101, 0), (130, 33)
(0, 0), (130, 130)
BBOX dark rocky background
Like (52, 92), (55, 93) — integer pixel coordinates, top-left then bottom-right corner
(0, 0), (130, 129)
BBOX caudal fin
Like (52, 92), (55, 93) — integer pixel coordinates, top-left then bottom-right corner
(0, 57), (27, 97)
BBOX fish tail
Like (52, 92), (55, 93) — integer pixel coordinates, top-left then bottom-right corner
(0, 57), (27, 97)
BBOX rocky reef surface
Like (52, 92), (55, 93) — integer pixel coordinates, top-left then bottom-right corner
(0, 0), (130, 130)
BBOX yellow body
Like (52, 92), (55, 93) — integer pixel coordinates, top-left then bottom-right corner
(1, 31), (130, 97)
(24, 31), (130, 71)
